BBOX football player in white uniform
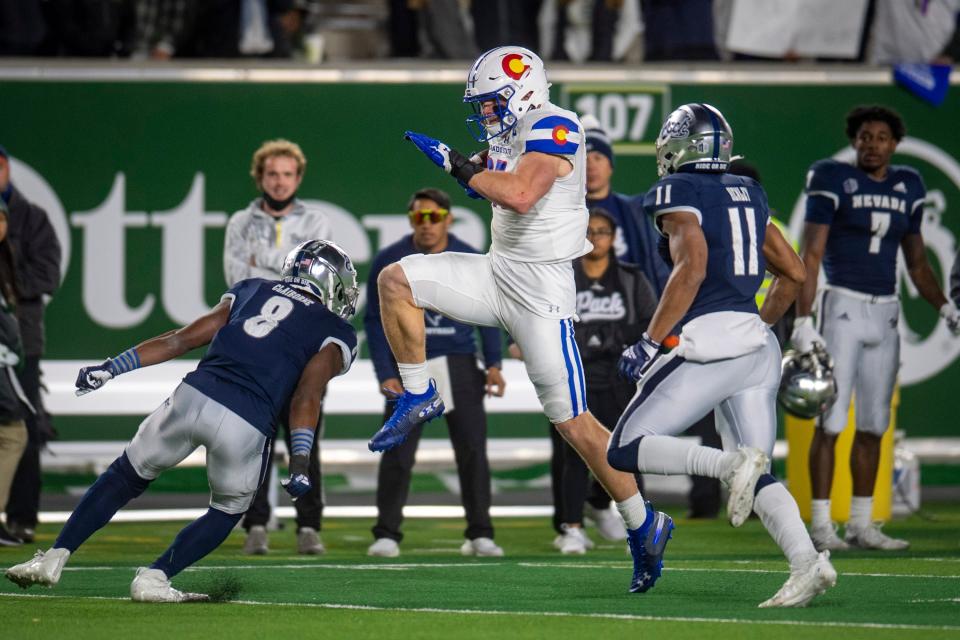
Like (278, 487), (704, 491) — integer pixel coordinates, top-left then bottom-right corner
(369, 46), (760, 594)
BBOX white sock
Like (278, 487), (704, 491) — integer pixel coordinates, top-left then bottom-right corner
(397, 362), (429, 394)
(754, 483), (818, 570)
(635, 435), (726, 477)
(849, 496), (873, 531)
(810, 499), (832, 529)
(616, 493), (648, 530)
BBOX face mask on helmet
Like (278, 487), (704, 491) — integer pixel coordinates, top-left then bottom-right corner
(463, 47), (551, 143)
(655, 103), (734, 177)
(281, 239), (359, 319)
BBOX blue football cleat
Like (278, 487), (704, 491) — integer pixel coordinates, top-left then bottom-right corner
(626, 501), (674, 593)
(368, 380), (445, 453)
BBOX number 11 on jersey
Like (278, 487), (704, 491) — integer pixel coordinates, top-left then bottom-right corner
(727, 207), (760, 276)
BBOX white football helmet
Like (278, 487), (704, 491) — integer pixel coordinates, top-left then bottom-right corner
(463, 46), (551, 142)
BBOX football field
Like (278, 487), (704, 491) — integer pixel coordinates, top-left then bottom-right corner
(2, 504), (959, 640)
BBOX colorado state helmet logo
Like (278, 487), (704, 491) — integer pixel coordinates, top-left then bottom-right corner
(501, 53), (529, 80)
(552, 125), (569, 145)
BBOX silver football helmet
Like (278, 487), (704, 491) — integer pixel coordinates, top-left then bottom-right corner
(655, 103), (734, 177)
(463, 46), (551, 142)
(778, 344), (838, 419)
(281, 239), (359, 319)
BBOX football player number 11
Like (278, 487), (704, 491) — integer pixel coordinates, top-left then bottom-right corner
(243, 295), (295, 338)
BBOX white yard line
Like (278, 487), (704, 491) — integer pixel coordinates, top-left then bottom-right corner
(47, 562), (960, 580)
(1, 592), (958, 632)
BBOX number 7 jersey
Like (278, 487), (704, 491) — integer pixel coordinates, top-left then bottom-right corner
(805, 159), (925, 296)
(183, 278), (358, 436)
(642, 170), (769, 328)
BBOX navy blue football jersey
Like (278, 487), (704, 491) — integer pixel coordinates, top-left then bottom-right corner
(643, 170), (769, 329)
(183, 278), (357, 436)
(805, 159), (925, 296)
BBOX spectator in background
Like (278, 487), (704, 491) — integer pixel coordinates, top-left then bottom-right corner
(177, 0), (305, 58)
(549, 208), (656, 554)
(0, 0), (46, 55)
(472, 0), (543, 53)
(364, 187), (506, 559)
(0, 145), (62, 545)
(40, 0), (136, 57)
(0, 199), (28, 547)
(641, 0), (718, 61)
(130, 0), (196, 60)
(224, 139), (331, 555)
(387, 0), (477, 59)
(543, 0), (643, 63)
(868, 0), (960, 65)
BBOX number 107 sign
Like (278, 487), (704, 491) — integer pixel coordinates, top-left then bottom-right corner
(560, 85), (670, 155)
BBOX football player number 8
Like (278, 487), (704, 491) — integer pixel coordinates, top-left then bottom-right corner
(243, 296), (295, 338)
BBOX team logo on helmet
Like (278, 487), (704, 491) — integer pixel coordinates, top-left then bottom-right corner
(661, 110), (693, 139)
(501, 53), (529, 80)
(552, 125), (569, 145)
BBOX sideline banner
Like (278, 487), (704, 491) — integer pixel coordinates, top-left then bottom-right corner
(1, 71), (957, 435)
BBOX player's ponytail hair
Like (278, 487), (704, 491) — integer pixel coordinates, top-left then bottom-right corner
(250, 139), (308, 186)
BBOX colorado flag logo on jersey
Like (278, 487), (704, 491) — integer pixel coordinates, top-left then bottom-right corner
(527, 116), (581, 155)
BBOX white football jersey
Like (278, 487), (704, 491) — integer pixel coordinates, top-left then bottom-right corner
(486, 102), (592, 264)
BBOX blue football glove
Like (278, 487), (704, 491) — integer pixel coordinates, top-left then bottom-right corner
(618, 333), (662, 383)
(75, 360), (115, 396)
(281, 473), (311, 500)
(404, 131), (484, 187)
(281, 452), (311, 500)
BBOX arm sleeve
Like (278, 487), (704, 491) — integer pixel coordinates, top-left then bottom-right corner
(363, 253), (400, 383)
(16, 204), (62, 300)
(804, 162), (840, 225)
(223, 212), (253, 286)
(524, 115), (582, 155)
(478, 326), (502, 369)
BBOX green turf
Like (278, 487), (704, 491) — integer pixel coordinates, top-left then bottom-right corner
(2, 504), (960, 639)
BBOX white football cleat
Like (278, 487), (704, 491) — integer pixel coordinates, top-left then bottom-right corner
(809, 522), (850, 552)
(758, 551), (837, 608)
(845, 522), (909, 550)
(553, 525), (595, 555)
(367, 538), (400, 558)
(723, 447), (768, 527)
(460, 537), (504, 557)
(130, 568), (209, 603)
(5, 548), (70, 589)
(585, 503), (627, 541)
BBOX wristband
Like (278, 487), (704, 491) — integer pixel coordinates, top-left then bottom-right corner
(108, 348), (141, 376)
(290, 427), (315, 457)
(449, 149), (484, 184)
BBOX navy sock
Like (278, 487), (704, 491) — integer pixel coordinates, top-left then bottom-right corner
(54, 453), (151, 552)
(151, 508), (243, 578)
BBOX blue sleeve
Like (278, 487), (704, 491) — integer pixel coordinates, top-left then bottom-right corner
(362, 253), (399, 383)
(525, 115), (581, 155)
(643, 177), (703, 231)
(479, 326), (502, 369)
(804, 161), (840, 225)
